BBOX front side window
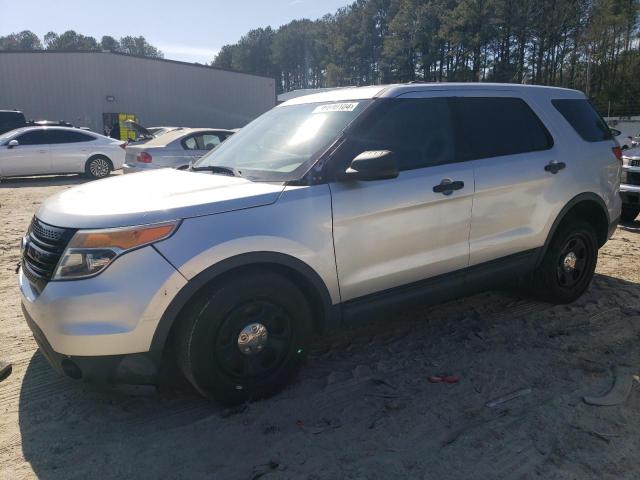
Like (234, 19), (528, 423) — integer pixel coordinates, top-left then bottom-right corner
(194, 100), (372, 181)
(16, 130), (49, 145)
(552, 99), (612, 142)
(201, 133), (224, 150)
(453, 97), (553, 161)
(338, 98), (456, 172)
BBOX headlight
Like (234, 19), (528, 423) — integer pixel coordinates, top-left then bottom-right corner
(53, 221), (179, 280)
(621, 170), (628, 184)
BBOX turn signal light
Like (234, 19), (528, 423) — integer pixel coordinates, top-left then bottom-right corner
(612, 146), (623, 162)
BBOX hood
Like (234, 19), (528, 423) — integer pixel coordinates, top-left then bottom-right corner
(37, 169), (285, 229)
(124, 120), (153, 139)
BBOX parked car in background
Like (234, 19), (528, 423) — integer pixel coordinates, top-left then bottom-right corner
(0, 110), (27, 134)
(19, 84), (620, 405)
(123, 127), (234, 173)
(620, 146), (640, 222)
(611, 128), (637, 150)
(0, 126), (125, 179)
(123, 120), (181, 143)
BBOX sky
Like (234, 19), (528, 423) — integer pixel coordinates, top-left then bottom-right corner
(0, 0), (352, 63)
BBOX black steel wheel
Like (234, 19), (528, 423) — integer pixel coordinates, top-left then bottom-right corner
(531, 219), (598, 304)
(174, 270), (312, 404)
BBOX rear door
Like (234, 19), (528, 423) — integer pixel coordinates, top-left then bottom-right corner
(329, 95), (474, 301)
(0, 130), (51, 176)
(452, 94), (560, 266)
(47, 129), (97, 173)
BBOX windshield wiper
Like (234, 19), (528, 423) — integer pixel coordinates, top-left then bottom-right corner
(190, 165), (240, 177)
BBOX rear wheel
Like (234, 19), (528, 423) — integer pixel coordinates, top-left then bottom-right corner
(621, 206), (640, 223)
(174, 270), (312, 404)
(85, 156), (112, 179)
(531, 220), (598, 304)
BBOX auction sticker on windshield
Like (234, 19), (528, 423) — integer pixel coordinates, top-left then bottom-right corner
(313, 102), (359, 113)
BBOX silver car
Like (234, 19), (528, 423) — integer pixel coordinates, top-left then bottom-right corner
(20, 84), (621, 404)
(123, 127), (234, 173)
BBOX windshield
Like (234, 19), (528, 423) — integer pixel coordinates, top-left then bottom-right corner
(193, 100), (372, 181)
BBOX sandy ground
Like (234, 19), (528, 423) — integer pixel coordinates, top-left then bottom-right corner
(1, 173), (640, 480)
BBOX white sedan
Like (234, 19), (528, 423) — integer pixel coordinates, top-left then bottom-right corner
(0, 126), (126, 179)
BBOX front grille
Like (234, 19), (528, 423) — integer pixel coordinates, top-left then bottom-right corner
(22, 217), (76, 292)
(630, 159), (640, 167)
(625, 171), (640, 186)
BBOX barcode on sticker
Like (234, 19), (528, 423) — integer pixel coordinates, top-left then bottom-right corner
(313, 102), (359, 113)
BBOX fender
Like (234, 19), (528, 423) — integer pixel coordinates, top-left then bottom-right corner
(536, 192), (610, 267)
(149, 251), (340, 354)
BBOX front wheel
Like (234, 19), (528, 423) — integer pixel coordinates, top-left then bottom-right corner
(174, 270), (312, 404)
(621, 206), (640, 223)
(531, 220), (598, 304)
(85, 156), (112, 179)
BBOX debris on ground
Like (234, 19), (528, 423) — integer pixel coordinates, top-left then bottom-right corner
(583, 366), (635, 407)
(485, 388), (532, 408)
(428, 375), (461, 384)
(0, 360), (12, 383)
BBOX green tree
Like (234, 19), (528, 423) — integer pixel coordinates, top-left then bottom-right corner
(0, 30), (43, 50)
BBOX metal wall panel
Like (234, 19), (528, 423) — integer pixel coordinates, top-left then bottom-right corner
(0, 52), (276, 133)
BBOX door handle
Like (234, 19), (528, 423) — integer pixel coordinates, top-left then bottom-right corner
(545, 161), (566, 174)
(37, 150), (47, 154)
(433, 179), (464, 195)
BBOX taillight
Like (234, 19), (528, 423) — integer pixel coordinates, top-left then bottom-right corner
(612, 146), (623, 162)
(137, 152), (152, 163)
(119, 142), (127, 150)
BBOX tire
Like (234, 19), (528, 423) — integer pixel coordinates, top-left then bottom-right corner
(174, 270), (312, 405)
(531, 219), (598, 304)
(621, 206), (640, 223)
(85, 155), (112, 179)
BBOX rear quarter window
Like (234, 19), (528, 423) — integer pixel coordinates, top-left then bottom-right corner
(552, 99), (612, 142)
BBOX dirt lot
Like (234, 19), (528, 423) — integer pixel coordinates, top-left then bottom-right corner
(1, 174), (640, 480)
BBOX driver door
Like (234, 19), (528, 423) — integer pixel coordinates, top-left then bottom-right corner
(328, 95), (474, 301)
(0, 130), (51, 177)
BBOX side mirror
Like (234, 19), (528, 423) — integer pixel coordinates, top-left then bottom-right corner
(7, 139), (19, 149)
(343, 150), (399, 181)
(610, 128), (622, 137)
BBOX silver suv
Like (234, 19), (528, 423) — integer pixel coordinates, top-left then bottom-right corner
(19, 84), (622, 404)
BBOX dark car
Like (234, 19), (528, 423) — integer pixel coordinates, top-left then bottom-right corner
(0, 110), (27, 135)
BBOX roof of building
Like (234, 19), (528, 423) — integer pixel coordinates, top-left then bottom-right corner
(0, 50), (274, 81)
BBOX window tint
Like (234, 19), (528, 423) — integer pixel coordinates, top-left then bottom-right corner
(343, 98), (456, 171)
(16, 130), (49, 145)
(552, 99), (612, 142)
(47, 130), (94, 144)
(454, 97), (553, 161)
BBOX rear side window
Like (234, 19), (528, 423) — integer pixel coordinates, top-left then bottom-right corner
(344, 98), (456, 171)
(552, 99), (612, 142)
(453, 97), (553, 161)
(47, 130), (95, 144)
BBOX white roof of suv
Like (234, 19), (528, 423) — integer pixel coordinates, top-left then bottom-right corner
(280, 83), (585, 106)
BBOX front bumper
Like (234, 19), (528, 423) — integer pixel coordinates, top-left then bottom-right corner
(19, 245), (187, 381)
(23, 304), (159, 384)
